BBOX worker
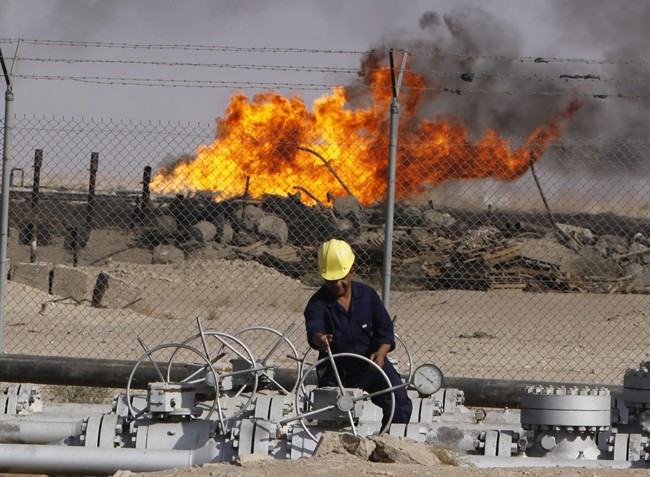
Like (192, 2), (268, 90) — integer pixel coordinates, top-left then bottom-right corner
(304, 238), (413, 429)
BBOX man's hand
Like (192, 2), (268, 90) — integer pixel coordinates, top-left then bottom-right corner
(369, 344), (392, 369)
(312, 332), (333, 352)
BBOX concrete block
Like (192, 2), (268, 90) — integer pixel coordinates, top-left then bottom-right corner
(10, 261), (53, 294)
(51, 265), (93, 301)
(92, 271), (142, 308)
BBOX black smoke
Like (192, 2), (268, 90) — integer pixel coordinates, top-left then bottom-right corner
(351, 4), (649, 173)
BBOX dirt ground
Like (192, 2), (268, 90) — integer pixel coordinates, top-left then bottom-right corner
(3, 228), (649, 382)
(2, 228), (649, 477)
(115, 455), (650, 477)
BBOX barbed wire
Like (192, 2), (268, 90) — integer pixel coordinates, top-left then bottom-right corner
(1, 38), (649, 66)
(7, 113), (650, 144)
(0, 38), (364, 55)
(16, 56), (650, 84)
(13, 73), (649, 98)
(19, 56), (360, 74)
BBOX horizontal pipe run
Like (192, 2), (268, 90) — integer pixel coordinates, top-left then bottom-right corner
(0, 354), (623, 409)
(0, 443), (214, 475)
(0, 354), (193, 389)
(0, 419), (83, 444)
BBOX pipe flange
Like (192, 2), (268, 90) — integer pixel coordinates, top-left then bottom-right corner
(623, 361), (650, 412)
(521, 385), (610, 432)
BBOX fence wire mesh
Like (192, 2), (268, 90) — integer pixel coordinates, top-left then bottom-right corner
(1, 115), (648, 385)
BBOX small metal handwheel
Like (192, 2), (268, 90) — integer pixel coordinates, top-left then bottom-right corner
(125, 342), (220, 422)
(282, 351), (401, 442)
(232, 324), (301, 394)
(178, 328), (259, 422)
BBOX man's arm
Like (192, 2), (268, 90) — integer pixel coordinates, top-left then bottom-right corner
(311, 332), (333, 352)
(369, 288), (396, 352)
(369, 343), (391, 368)
(304, 291), (332, 351)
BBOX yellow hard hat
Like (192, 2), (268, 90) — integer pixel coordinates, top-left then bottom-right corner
(318, 239), (355, 281)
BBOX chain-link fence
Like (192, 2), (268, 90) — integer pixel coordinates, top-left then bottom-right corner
(1, 115), (648, 385)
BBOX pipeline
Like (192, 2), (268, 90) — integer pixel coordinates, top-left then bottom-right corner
(0, 324), (646, 474)
(0, 443), (219, 475)
(0, 417), (84, 444)
(0, 353), (623, 408)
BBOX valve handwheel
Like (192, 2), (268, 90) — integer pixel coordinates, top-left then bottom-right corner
(233, 325), (301, 394)
(282, 350), (407, 442)
(125, 342), (220, 422)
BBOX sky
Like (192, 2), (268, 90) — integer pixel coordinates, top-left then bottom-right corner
(1, 0), (647, 130)
(0, 0), (648, 190)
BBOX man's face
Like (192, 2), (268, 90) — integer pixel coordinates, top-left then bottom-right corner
(324, 271), (353, 298)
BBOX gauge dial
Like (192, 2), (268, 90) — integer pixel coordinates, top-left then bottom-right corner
(412, 364), (443, 396)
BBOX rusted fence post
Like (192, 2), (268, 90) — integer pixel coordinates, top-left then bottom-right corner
(29, 148), (42, 263)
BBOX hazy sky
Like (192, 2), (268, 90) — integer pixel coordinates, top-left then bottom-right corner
(0, 0), (650, 145)
(0, 0), (650, 122)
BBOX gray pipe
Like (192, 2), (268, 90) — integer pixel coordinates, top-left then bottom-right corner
(0, 419), (84, 444)
(0, 443), (217, 475)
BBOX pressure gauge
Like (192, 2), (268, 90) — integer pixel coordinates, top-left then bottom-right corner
(412, 364), (443, 396)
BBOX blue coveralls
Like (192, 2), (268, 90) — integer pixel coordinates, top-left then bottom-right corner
(304, 281), (413, 428)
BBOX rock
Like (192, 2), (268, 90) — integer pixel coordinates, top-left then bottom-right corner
(395, 205), (423, 227)
(91, 271), (142, 308)
(232, 229), (260, 246)
(331, 195), (363, 223)
(368, 435), (441, 465)
(238, 205), (266, 231)
(256, 215), (288, 245)
(216, 221), (234, 245)
(313, 432), (375, 460)
(423, 209), (456, 229)
(555, 223), (596, 246)
(154, 215), (178, 235)
(152, 244), (184, 264)
(596, 234), (628, 258)
(111, 471), (133, 477)
(234, 453), (273, 465)
(189, 220), (217, 243)
(625, 263), (650, 285)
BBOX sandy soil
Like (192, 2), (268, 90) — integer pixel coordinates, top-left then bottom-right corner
(116, 455), (650, 477)
(2, 228), (649, 477)
(3, 229), (648, 383)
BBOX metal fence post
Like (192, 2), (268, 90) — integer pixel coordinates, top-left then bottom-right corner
(0, 41), (20, 353)
(29, 149), (43, 263)
(381, 49), (408, 312)
(86, 152), (99, 229)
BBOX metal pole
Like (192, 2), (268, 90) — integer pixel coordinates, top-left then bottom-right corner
(29, 149), (42, 263)
(381, 98), (399, 311)
(0, 84), (13, 354)
(0, 40), (21, 353)
(381, 49), (407, 312)
(85, 152), (99, 229)
(142, 165), (152, 209)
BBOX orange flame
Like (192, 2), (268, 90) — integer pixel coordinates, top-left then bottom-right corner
(151, 66), (580, 206)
